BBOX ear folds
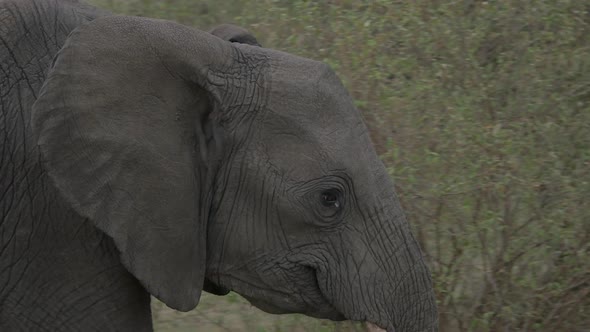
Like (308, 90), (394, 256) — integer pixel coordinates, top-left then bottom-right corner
(32, 16), (234, 311)
(209, 23), (262, 46)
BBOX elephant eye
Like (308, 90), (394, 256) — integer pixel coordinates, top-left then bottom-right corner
(298, 180), (347, 225)
(320, 189), (341, 209)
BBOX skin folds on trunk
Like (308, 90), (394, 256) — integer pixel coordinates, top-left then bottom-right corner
(318, 214), (438, 332)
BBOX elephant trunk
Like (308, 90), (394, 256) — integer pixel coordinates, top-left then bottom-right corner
(319, 199), (438, 331)
(377, 261), (439, 332)
(362, 235), (437, 332)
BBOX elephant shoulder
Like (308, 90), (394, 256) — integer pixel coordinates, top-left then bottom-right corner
(0, 0), (106, 45)
(0, 0), (107, 96)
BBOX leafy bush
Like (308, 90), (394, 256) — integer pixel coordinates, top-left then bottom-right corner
(91, 1), (590, 331)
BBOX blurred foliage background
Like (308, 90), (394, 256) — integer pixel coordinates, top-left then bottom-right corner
(89, 0), (589, 331)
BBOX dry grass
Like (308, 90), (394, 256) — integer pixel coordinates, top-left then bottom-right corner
(151, 294), (365, 332)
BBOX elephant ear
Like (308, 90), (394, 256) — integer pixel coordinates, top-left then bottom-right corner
(209, 23), (261, 46)
(32, 16), (237, 311)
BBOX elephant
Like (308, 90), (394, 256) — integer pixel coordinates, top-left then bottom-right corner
(0, 0), (438, 331)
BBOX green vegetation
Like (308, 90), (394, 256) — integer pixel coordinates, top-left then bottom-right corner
(90, 0), (590, 331)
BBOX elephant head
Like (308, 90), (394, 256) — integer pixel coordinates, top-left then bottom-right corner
(32, 16), (438, 331)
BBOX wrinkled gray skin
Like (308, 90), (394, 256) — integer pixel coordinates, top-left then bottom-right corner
(0, 0), (438, 331)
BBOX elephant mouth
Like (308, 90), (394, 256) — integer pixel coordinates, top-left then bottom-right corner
(212, 266), (345, 320)
(203, 278), (231, 295)
(243, 294), (346, 321)
(300, 266), (347, 320)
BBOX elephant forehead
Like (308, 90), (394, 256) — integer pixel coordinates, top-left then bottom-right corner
(264, 54), (361, 132)
(255, 103), (375, 184)
(243, 47), (379, 183)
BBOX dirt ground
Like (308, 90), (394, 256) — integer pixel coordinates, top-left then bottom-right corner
(152, 293), (368, 332)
